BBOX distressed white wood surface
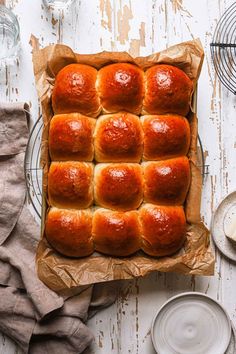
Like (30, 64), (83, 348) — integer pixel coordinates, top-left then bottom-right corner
(0, 0), (236, 353)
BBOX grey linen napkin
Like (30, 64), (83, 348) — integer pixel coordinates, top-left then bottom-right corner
(0, 102), (117, 354)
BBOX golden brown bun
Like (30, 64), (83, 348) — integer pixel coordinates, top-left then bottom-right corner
(92, 208), (140, 256)
(52, 64), (101, 117)
(143, 157), (190, 205)
(48, 162), (93, 209)
(139, 204), (186, 257)
(49, 114), (96, 161)
(143, 64), (193, 116)
(141, 114), (190, 160)
(94, 163), (143, 211)
(97, 63), (144, 114)
(45, 207), (94, 257)
(94, 112), (143, 162)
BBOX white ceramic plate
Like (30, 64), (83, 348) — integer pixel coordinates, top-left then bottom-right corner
(151, 292), (231, 354)
(211, 190), (236, 262)
(227, 323), (236, 354)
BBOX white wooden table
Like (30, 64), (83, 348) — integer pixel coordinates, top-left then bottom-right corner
(0, 1), (236, 353)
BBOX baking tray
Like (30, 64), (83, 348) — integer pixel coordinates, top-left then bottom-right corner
(27, 42), (215, 289)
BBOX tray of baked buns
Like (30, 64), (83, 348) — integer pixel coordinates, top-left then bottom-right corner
(32, 39), (214, 292)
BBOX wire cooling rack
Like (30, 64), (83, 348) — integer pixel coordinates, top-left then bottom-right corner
(24, 115), (209, 220)
(24, 115), (43, 219)
(210, 2), (236, 94)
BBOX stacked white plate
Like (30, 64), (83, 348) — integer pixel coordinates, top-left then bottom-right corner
(151, 292), (235, 354)
(211, 190), (236, 262)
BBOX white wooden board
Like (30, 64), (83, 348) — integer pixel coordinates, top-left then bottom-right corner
(1, 1), (236, 353)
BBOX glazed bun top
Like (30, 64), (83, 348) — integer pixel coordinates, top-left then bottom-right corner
(92, 208), (140, 256)
(45, 207), (94, 258)
(94, 112), (143, 162)
(143, 64), (193, 116)
(94, 163), (143, 211)
(141, 114), (190, 160)
(143, 157), (190, 205)
(52, 63), (101, 117)
(139, 204), (186, 257)
(97, 63), (145, 114)
(48, 161), (94, 209)
(49, 113), (96, 161)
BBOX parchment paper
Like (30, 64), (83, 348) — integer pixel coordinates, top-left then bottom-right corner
(32, 39), (215, 292)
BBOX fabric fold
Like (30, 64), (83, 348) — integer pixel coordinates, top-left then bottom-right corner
(0, 102), (30, 245)
(0, 102), (29, 156)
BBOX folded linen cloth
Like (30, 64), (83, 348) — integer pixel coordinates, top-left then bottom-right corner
(0, 102), (117, 353)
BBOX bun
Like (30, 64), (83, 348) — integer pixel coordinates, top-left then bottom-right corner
(52, 64), (101, 117)
(143, 157), (190, 205)
(94, 163), (143, 211)
(97, 63), (144, 114)
(94, 112), (143, 162)
(141, 114), (190, 160)
(139, 204), (186, 256)
(45, 207), (93, 257)
(48, 162), (93, 209)
(92, 208), (140, 256)
(49, 114), (96, 161)
(143, 64), (193, 116)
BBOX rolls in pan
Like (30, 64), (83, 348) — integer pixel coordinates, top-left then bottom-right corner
(45, 61), (193, 258)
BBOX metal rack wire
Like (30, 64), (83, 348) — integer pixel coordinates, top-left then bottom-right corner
(24, 116), (209, 220)
(210, 2), (236, 94)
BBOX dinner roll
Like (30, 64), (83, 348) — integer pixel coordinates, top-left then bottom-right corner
(143, 157), (190, 205)
(48, 162), (93, 209)
(94, 163), (143, 211)
(92, 208), (140, 256)
(97, 63), (144, 114)
(94, 112), (143, 162)
(143, 64), (193, 116)
(52, 63), (101, 117)
(139, 204), (186, 257)
(141, 114), (190, 160)
(45, 207), (94, 257)
(49, 114), (96, 161)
